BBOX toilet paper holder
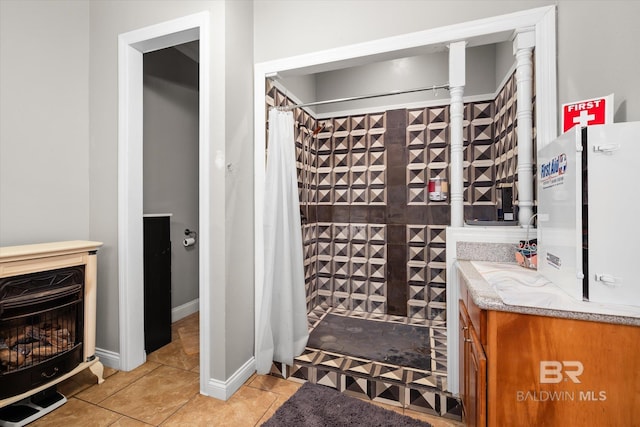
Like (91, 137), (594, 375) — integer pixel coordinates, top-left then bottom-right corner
(183, 229), (197, 247)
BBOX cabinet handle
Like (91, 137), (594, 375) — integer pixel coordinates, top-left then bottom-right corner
(464, 338), (472, 343)
(41, 367), (59, 379)
(461, 326), (468, 331)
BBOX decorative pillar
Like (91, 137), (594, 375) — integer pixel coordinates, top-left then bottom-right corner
(448, 41), (466, 227)
(513, 28), (535, 226)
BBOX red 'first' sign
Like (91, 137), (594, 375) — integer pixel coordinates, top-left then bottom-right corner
(562, 94), (613, 132)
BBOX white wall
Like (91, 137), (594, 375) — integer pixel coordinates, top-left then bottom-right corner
(143, 47), (200, 310)
(224, 0), (255, 379)
(0, 0), (90, 245)
(557, 0), (640, 122)
(253, 0), (556, 63)
(255, 0), (640, 125)
(314, 52), (451, 114)
(277, 74), (317, 108)
(495, 40), (515, 88)
(313, 44), (498, 115)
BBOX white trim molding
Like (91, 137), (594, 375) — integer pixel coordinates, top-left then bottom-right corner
(204, 357), (256, 401)
(117, 12), (211, 391)
(118, 31), (145, 371)
(448, 41), (466, 228)
(513, 28), (536, 226)
(171, 298), (200, 323)
(95, 347), (120, 370)
(534, 7), (558, 147)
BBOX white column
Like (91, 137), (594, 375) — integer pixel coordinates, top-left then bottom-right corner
(448, 41), (466, 227)
(513, 28), (535, 226)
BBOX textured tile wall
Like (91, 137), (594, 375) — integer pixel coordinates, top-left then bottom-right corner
(266, 72), (523, 321)
(493, 72), (537, 208)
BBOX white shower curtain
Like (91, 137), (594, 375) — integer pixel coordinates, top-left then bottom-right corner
(256, 108), (309, 374)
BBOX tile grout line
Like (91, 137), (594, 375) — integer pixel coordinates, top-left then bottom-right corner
(82, 363), (166, 408)
(156, 389), (202, 427)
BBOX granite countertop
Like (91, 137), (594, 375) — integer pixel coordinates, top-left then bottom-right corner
(457, 260), (640, 327)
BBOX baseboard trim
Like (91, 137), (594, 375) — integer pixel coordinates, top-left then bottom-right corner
(95, 347), (121, 370)
(172, 298), (199, 323)
(94, 346), (255, 401)
(203, 357), (255, 401)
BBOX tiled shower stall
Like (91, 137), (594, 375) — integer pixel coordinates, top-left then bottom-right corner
(264, 72), (532, 417)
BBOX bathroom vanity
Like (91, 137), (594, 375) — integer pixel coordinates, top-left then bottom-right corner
(457, 260), (640, 427)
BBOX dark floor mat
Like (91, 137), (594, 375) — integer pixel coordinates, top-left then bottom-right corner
(261, 381), (432, 427)
(307, 314), (431, 371)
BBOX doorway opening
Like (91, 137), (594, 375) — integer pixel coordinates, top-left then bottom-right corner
(117, 11), (211, 394)
(142, 41), (200, 354)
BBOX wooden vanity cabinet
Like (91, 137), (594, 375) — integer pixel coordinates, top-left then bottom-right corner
(459, 300), (486, 427)
(459, 275), (640, 427)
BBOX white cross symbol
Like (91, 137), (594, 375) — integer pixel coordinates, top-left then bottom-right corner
(573, 110), (595, 127)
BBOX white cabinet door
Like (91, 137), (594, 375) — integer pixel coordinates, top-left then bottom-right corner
(537, 127), (584, 300)
(587, 122), (640, 307)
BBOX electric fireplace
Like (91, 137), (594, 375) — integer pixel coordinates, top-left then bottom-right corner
(0, 241), (104, 409)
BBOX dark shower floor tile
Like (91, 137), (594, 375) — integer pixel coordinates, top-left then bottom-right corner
(307, 313), (431, 371)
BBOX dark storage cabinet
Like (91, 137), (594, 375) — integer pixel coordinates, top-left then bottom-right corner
(143, 215), (172, 354)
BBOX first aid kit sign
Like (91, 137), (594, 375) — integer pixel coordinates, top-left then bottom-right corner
(562, 94), (613, 132)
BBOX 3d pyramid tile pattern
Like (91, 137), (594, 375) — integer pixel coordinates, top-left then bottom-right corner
(406, 224), (427, 318)
(302, 223), (319, 312)
(406, 106), (450, 205)
(264, 71), (534, 423)
(268, 67), (529, 325)
(463, 100), (496, 205)
(406, 224), (447, 320)
(315, 223), (387, 312)
(269, 306), (460, 420)
(492, 73), (534, 207)
(315, 114), (387, 206)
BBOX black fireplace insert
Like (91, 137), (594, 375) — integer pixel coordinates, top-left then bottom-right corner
(0, 266), (85, 399)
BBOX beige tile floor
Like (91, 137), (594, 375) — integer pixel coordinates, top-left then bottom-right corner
(31, 313), (463, 427)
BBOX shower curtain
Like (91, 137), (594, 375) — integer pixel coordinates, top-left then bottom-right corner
(256, 108), (309, 374)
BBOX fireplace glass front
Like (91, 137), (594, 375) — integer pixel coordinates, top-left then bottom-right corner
(0, 266), (85, 399)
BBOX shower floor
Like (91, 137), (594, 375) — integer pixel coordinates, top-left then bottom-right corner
(307, 314), (431, 371)
(272, 305), (462, 420)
